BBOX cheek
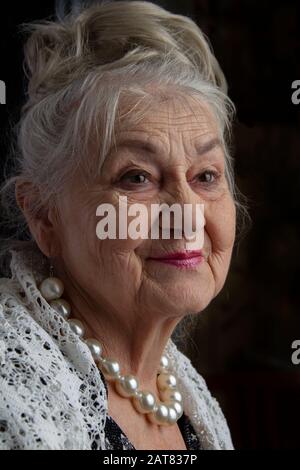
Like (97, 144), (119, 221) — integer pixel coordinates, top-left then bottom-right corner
(54, 191), (103, 271)
(95, 191), (155, 256)
(204, 198), (236, 297)
(206, 196), (236, 253)
(64, 191), (148, 268)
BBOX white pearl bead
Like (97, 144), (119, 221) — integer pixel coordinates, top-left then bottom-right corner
(158, 355), (169, 373)
(39, 277), (64, 301)
(67, 318), (85, 337)
(172, 401), (183, 419)
(115, 375), (139, 397)
(160, 388), (182, 403)
(132, 391), (156, 413)
(157, 372), (177, 391)
(85, 338), (102, 360)
(167, 405), (178, 425)
(101, 358), (120, 379)
(160, 355), (169, 369)
(147, 403), (169, 425)
(49, 299), (71, 319)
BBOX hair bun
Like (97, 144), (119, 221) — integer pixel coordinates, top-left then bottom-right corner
(22, 0), (227, 112)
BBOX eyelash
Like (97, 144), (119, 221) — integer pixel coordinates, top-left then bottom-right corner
(118, 169), (221, 188)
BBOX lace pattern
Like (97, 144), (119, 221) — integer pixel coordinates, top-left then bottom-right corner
(0, 243), (234, 450)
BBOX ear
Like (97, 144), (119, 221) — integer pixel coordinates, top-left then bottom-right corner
(15, 179), (61, 258)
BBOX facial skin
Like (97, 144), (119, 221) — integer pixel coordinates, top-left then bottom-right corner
(16, 93), (236, 400)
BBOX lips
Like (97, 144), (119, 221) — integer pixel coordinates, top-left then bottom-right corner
(149, 250), (203, 260)
(148, 250), (204, 268)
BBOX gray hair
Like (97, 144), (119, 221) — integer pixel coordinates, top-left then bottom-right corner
(0, 0), (250, 277)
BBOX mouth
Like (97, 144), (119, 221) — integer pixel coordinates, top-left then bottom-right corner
(147, 250), (205, 269)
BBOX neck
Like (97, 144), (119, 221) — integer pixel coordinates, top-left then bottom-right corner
(73, 302), (178, 388)
(57, 270), (180, 390)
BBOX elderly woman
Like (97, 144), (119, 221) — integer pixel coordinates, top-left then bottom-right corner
(0, 0), (243, 450)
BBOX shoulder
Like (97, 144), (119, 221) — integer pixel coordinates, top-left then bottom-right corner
(0, 275), (59, 363)
(0, 277), (90, 449)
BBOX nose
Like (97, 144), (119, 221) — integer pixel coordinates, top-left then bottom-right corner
(157, 177), (206, 243)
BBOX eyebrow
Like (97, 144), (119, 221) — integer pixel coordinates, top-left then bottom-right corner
(193, 137), (222, 155)
(114, 136), (222, 158)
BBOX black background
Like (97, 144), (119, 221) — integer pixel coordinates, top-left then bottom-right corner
(0, 0), (300, 449)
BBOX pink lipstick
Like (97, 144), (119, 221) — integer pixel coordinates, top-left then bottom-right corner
(148, 250), (204, 268)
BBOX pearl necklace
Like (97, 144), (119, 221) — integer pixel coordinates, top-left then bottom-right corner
(39, 274), (184, 426)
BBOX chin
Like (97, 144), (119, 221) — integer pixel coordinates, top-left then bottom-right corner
(160, 283), (214, 317)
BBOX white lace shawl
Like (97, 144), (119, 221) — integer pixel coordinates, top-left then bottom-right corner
(0, 244), (234, 450)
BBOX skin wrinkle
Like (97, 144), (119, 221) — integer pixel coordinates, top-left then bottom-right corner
(16, 94), (236, 448)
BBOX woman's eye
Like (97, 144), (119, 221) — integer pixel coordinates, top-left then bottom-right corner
(197, 170), (220, 185)
(119, 170), (150, 185)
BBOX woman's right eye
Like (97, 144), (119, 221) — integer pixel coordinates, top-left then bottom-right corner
(119, 170), (151, 185)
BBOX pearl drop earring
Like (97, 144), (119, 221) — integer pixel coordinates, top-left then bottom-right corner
(39, 259), (72, 321)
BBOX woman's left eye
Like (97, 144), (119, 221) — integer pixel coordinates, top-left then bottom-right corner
(197, 170), (220, 185)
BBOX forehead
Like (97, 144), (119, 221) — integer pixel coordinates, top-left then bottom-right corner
(117, 92), (218, 137)
(103, 93), (223, 169)
(87, 91), (224, 180)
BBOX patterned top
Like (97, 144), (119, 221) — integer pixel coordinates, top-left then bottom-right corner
(98, 369), (202, 450)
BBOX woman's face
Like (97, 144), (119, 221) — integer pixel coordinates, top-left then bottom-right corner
(51, 94), (236, 321)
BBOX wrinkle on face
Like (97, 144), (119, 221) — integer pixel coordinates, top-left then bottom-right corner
(47, 92), (236, 379)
